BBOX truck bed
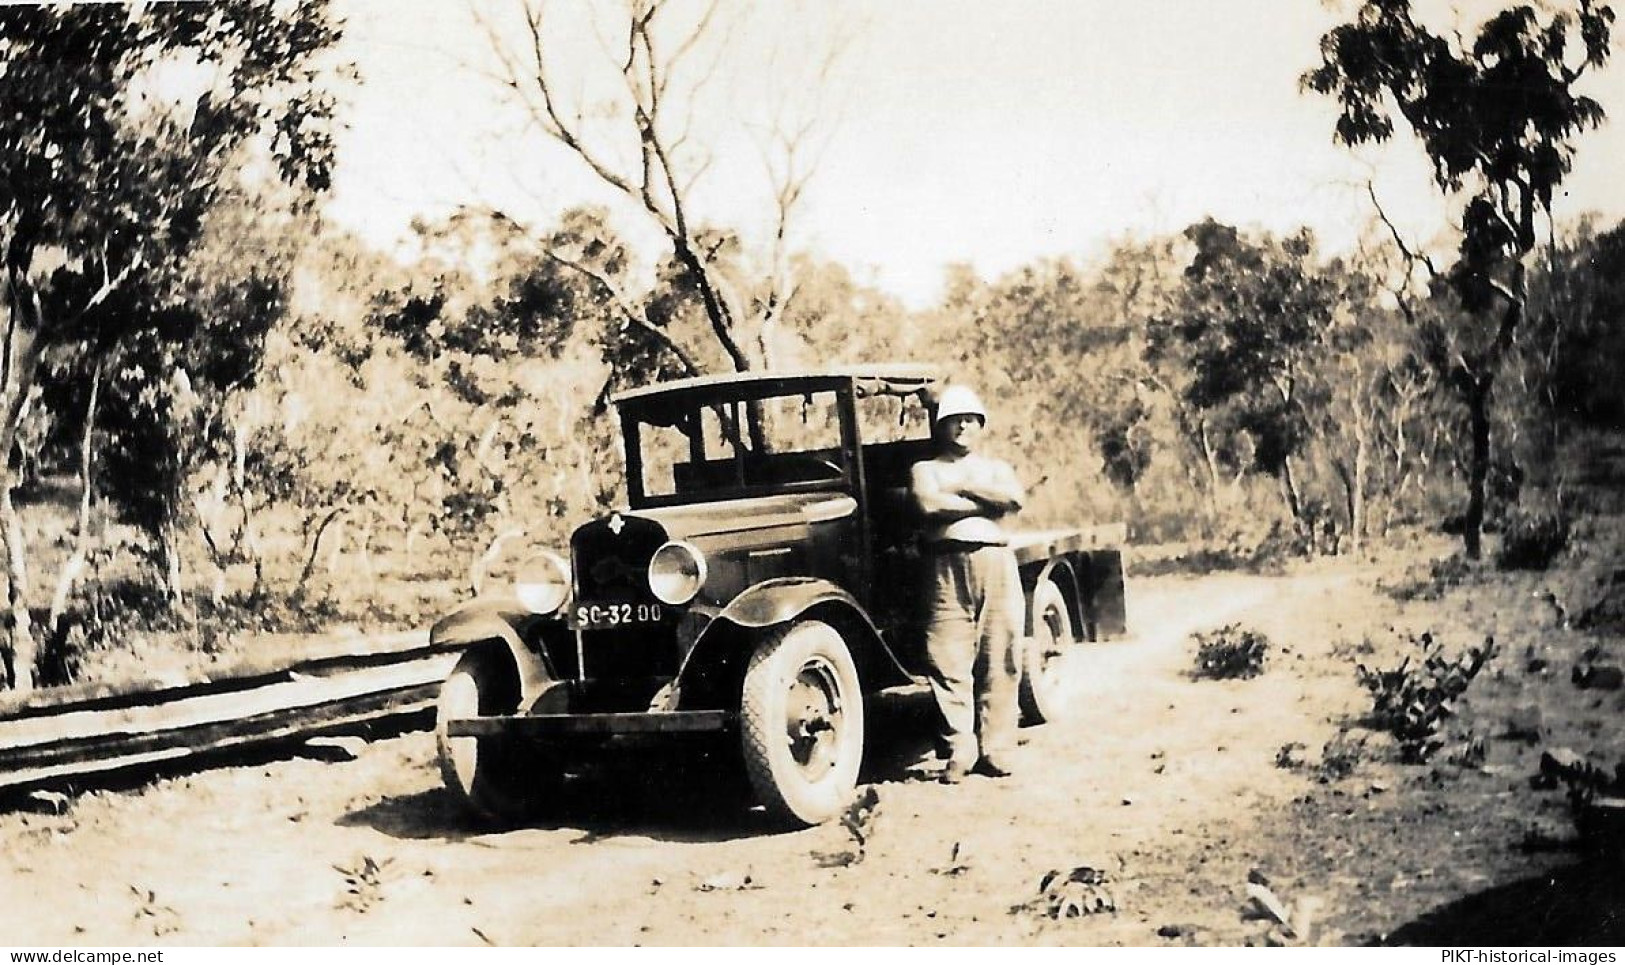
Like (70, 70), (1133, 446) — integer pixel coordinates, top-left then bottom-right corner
(1009, 523), (1127, 566)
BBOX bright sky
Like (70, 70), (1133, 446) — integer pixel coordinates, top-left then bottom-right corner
(322, 0), (1625, 308)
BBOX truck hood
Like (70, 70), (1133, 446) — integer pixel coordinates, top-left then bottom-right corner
(629, 492), (857, 541)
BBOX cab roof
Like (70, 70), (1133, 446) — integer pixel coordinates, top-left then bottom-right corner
(609, 363), (944, 408)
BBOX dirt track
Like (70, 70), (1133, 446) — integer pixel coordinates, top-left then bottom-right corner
(2, 567), (1619, 946)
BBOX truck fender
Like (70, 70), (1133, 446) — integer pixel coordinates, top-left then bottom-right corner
(1076, 548), (1128, 640)
(430, 598), (560, 712)
(1024, 557), (1084, 640)
(673, 578), (914, 707)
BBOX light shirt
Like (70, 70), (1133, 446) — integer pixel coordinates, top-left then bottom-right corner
(915, 453), (1018, 546)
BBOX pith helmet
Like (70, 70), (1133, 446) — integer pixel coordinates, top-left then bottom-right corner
(934, 384), (988, 425)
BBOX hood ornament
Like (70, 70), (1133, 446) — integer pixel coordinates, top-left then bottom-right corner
(608, 513), (625, 535)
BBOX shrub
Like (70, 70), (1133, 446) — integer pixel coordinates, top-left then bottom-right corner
(1317, 731), (1371, 781)
(1354, 631), (1499, 763)
(1274, 732), (1375, 781)
(1381, 554), (1474, 602)
(1575, 571), (1625, 634)
(1191, 623), (1270, 680)
(36, 550), (190, 687)
(1496, 507), (1571, 571)
(1274, 741), (1307, 770)
(1444, 733), (1488, 769)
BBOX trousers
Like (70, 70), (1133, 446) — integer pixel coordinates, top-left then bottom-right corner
(923, 542), (1023, 767)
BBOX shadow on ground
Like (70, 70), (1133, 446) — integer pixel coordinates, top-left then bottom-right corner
(339, 692), (943, 845)
(1384, 860), (1625, 946)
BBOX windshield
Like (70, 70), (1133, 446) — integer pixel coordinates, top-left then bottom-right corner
(628, 389), (849, 505)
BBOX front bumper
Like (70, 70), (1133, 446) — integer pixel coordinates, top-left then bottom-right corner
(445, 710), (732, 737)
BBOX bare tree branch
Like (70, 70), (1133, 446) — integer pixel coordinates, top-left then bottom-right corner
(538, 246), (702, 377)
(657, 0), (721, 100)
(1367, 181), (1438, 282)
(476, 0), (852, 380)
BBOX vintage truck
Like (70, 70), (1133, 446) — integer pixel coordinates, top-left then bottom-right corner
(432, 364), (1127, 826)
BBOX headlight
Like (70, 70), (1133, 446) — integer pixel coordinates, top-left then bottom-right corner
(648, 540), (706, 605)
(514, 551), (571, 615)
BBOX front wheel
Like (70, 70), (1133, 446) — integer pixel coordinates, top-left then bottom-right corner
(1019, 578), (1079, 726)
(436, 648), (554, 823)
(739, 619), (865, 826)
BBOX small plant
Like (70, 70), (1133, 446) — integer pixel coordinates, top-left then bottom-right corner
(1274, 742), (1307, 770)
(334, 854), (395, 912)
(1496, 507), (1571, 571)
(1316, 731), (1370, 782)
(1192, 624), (1270, 680)
(1444, 733), (1488, 769)
(1354, 631), (1499, 763)
(1329, 636), (1375, 661)
(129, 886), (180, 937)
(1382, 555), (1474, 602)
(815, 786), (881, 868)
(1575, 571), (1625, 634)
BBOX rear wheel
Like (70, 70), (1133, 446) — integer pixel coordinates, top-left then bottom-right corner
(1019, 578), (1078, 726)
(436, 648), (553, 823)
(739, 619), (865, 826)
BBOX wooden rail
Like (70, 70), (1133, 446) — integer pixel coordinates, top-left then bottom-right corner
(0, 635), (466, 799)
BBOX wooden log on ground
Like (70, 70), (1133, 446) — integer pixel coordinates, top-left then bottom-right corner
(0, 646), (463, 798)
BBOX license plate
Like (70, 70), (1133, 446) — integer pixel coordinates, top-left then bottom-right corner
(572, 601), (666, 629)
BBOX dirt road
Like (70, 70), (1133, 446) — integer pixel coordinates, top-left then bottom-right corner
(1, 568), (1614, 946)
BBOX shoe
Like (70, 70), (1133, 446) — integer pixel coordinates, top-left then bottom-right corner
(973, 756), (1013, 778)
(903, 751), (946, 782)
(940, 761), (970, 785)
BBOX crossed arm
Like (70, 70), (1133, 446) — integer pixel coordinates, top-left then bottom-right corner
(910, 460), (1026, 521)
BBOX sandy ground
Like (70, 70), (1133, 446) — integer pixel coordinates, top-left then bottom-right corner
(2, 563), (1621, 946)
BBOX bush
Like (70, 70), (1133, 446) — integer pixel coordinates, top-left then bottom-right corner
(1381, 554), (1475, 602)
(1274, 741), (1307, 770)
(1496, 507), (1571, 571)
(1354, 631), (1499, 763)
(1191, 623), (1270, 680)
(1317, 731), (1372, 781)
(1576, 570), (1625, 634)
(31, 577), (181, 689)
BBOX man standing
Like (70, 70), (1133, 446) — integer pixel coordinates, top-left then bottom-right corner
(910, 384), (1027, 783)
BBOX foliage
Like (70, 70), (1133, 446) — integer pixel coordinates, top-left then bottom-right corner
(1316, 731), (1373, 782)
(1575, 574), (1625, 634)
(1274, 732), (1376, 782)
(1529, 221), (1625, 429)
(35, 540), (188, 687)
(1191, 623), (1270, 680)
(477, 0), (846, 389)
(1444, 732), (1488, 769)
(1274, 742), (1307, 770)
(1304, 0), (1614, 558)
(0, 1), (342, 391)
(1381, 554), (1476, 601)
(0, 2), (347, 688)
(1131, 540), (1286, 578)
(333, 854), (396, 913)
(1354, 631), (1499, 763)
(1146, 221), (1386, 544)
(1495, 506), (1572, 570)
(926, 256), (1145, 530)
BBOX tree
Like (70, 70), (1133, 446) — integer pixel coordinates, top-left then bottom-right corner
(1528, 217), (1625, 431)
(365, 211), (626, 594)
(1304, 0), (1614, 557)
(475, 1), (847, 445)
(0, 3), (343, 688)
(1146, 221), (1370, 544)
